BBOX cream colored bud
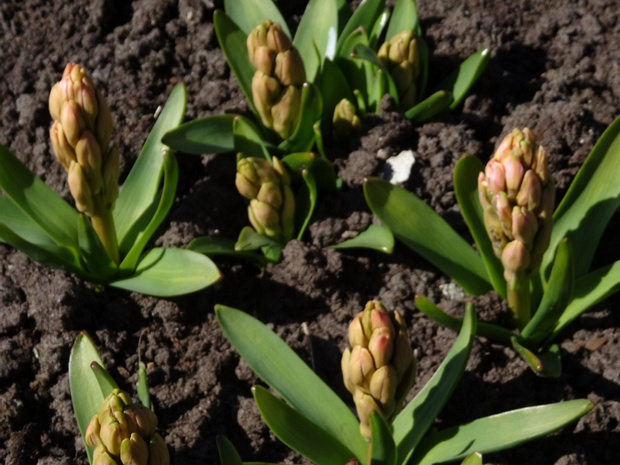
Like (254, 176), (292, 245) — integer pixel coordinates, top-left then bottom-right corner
(274, 49), (306, 87)
(271, 85), (301, 140)
(68, 162), (94, 214)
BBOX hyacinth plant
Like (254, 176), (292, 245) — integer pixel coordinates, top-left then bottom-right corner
(0, 63), (221, 296)
(364, 117), (620, 376)
(69, 332), (169, 465)
(215, 303), (592, 465)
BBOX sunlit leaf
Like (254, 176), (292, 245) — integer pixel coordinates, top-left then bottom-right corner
(317, 59), (355, 125)
(404, 90), (452, 123)
(295, 169), (317, 240)
(224, 0), (290, 37)
(337, 0), (386, 54)
(281, 152), (338, 192)
(0, 195), (57, 247)
(77, 214), (117, 277)
(162, 114), (235, 155)
(369, 412), (397, 465)
(364, 177), (492, 296)
(435, 48), (490, 110)
(330, 224), (394, 253)
(111, 248), (221, 297)
(511, 338), (562, 378)
(385, 0), (420, 40)
(235, 226), (282, 253)
(460, 452), (483, 465)
(412, 399), (593, 465)
(354, 44), (399, 107)
(188, 236), (270, 268)
(234, 115), (273, 160)
(278, 83), (323, 153)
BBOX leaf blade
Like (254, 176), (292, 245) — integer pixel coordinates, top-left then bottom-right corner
(162, 114), (235, 155)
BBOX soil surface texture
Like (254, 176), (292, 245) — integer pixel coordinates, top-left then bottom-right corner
(1, 0), (619, 464)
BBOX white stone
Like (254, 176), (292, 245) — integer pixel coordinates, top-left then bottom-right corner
(383, 150), (415, 184)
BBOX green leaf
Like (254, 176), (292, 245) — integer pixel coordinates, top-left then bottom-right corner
(393, 305), (477, 463)
(224, 0), (290, 37)
(318, 59), (355, 125)
(460, 452), (483, 465)
(296, 169), (317, 241)
(552, 259), (620, 339)
(385, 0), (420, 40)
(234, 115), (273, 160)
(0, 143), (79, 247)
(369, 412), (397, 465)
(330, 224), (394, 253)
(120, 151), (179, 272)
(404, 90), (452, 123)
(337, 0), (386, 54)
(511, 338), (562, 378)
(543, 114), (620, 279)
(187, 236), (270, 268)
(77, 214), (117, 277)
(278, 83), (323, 153)
(215, 305), (367, 461)
(137, 361), (151, 409)
(435, 48), (490, 110)
(235, 226), (283, 254)
(281, 152), (338, 192)
(414, 294), (517, 346)
(364, 177), (492, 296)
(294, 0), (339, 80)
(521, 239), (574, 347)
(368, 11), (390, 50)
(412, 399), (593, 465)
(0, 195), (57, 247)
(111, 248), (221, 296)
(69, 332), (118, 463)
(252, 386), (356, 465)
(215, 11), (256, 114)
(114, 83), (186, 251)
(162, 114), (235, 155)
(217, 435), (244, 465)
(354, 43), (400, 107)
(453, 155), (506, 298)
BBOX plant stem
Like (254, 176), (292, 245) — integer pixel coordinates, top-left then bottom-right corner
(90, 202), (120, 265)
(507, 273), (531, 330)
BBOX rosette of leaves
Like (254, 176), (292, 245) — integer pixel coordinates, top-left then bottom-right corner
(0, 65), (220, 297)
(214, 304), (592, 465)
(364, 116), (620, 376)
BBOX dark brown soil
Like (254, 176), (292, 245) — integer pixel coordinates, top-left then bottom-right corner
(1, 0), (619, 464)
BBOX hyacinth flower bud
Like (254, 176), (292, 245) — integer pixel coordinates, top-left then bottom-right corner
(86, 389), (168, 465)
(341, 300), (416, 439)
(333, 98), (362, 140)
(236, 156), (295, 243)
(247, 20), (306, 140)
(49, 63), (120, 264)
(478, 128), (555, 328)
(377, 29), (421, 111)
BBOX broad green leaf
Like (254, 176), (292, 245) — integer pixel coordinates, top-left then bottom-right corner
(364, 177), (492, 296)
(224, 0), (290, 37)
(120, 151), (179, 272)
(453, 155), (506, 298)
(460, 452), (483, 465)
(552, 259), (620, 339)
(111, 248), (221, 296)
(188, 236), (270, 268)
(114, 83), (186, 250)
(337, 0), (386, 54)
(234, 115), (273, 160)
(354, 44), (400, 107)
(215, 305), (367, 461)
(252, 386), (356, 465)
(435, 48), (490, 110)
(278, 83), (323, 153)
(511, 338), (562, 378)
(542, 114), (620, 279)
(162, 114), (235, 155)
(411, 399), (593, 465)
(217, 435), (244, 465)
(330, 224), (394, 253)
(293, 0), (339, 81)
(90, 362), (118, 395)
(137, 362), (151, 409)
(318, 59), (355, 125)
(369, 412), (397, 465)
(385, 0), (420, 40)
(0, 143), (78, 247)
(214, 11), (256, 114)
(0, 222), (83, 275)
(393, 305), (476, 463)
(69, 332), (118, 463)
(235, 226), (282, 254)
(404, 90), (452, 124)
(368, 10), (390, 50)
(414, 294), (517, 346)
(77, 214), (117, 277)
(0, 195), (56, 247)
(281, 152), (339, 192)
(522, 239), (574, 347)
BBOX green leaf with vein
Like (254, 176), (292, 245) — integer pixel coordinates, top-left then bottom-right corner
(224, 0), (290, 37)
(330, 224), (394, 254)
(293, 0), (339, 81)
(0, 195), (57, 246)
(234, 115), (273, 160)
(0, 143), (78, 247)
(111, 248), (221, 296)
(370, 411), (397, 465)
(162, 114), (235, 155)
(364, 177), (491, 296)
(69, 332), (118, 463)
(215, 305), (367, 461)
(114, 83), (186, 249)
(412, 399), (593, 465)
(542, 114), (620, 279)
(252, 386), (356, 465)
(453, 155), (505, 298)
(393, 304), (476, 464)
